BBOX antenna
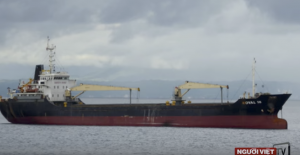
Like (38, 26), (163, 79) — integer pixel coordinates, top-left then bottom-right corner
(252, 58), (256, 97)
(46, 37), (56, 73)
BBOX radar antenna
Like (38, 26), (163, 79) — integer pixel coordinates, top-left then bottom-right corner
(46, 36), (56, 73)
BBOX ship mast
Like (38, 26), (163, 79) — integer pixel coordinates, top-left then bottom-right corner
(252, 58), (256, 97)
(46, 37), (56, 74)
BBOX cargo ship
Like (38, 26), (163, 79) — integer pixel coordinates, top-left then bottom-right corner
(0, 38), (291, 129)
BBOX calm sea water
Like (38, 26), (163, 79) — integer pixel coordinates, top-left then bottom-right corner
(0, 99), (299, 155)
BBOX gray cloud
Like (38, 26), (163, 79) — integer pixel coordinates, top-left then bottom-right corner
(99, 0), (225, 26)
(0, 0), (231, 43)
(100, 0), (231, 42)
(1, 0), (300, 84)
(0, 1), (97, 23)
(0, 0), (101, 43)
(246, 0), (300, 23)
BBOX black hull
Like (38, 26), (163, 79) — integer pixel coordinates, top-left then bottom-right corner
(0, 94), (291, 129)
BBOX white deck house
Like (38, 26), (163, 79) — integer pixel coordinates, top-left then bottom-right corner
(13, 37), (77, 102)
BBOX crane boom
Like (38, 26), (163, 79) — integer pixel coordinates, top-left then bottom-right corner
(19, 78), (34, 93)
(65, 84), (140, 104)
(71, 91), (86, 100)
(173, 81), (229, 105)
(69, 84), (140, 91)
(178, 81), (228, 89)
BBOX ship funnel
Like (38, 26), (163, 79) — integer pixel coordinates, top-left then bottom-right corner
(34, 65), (44, 82)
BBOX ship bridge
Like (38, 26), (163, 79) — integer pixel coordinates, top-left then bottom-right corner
(10, 37), (77, 102)
(38, 70), (77, 101)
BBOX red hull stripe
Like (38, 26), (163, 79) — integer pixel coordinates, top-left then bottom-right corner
(7, 115), (287, 129)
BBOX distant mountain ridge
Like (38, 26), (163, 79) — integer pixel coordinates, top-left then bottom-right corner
(0, 79), (299, 100)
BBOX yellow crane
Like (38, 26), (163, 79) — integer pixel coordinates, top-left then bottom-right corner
(173, 81), (229, 105)
(19, 78), (34, 93)
(65, 84), (140, 104)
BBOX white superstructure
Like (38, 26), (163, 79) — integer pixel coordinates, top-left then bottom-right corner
(38, 71), (76, 101)
(11, 37), (77, 101)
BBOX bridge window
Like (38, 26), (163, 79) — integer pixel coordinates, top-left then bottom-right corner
(57, 94), (59, 97)
(52, 94), (54, 97)
(54, 77), (64, 80)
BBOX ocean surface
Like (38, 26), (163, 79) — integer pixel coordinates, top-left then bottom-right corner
(0, 99), (299, 155)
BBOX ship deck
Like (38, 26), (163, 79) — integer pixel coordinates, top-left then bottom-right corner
(63, 102), (235, 107)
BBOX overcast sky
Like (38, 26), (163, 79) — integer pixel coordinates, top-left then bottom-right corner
(0, 0), (299, 82)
